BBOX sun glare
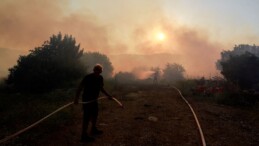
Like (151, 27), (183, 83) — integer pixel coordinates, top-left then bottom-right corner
(156, 32), (166, 41)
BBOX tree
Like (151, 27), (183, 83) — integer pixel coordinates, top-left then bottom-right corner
(216, 44), (259, 70)
(80, 52), (114, 78)
(162, 63), (185, 83)
(220, 52), (259, 89)
(7, 33), (84, 92)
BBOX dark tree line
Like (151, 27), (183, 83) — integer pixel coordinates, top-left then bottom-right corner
(218, 44), (259, 90)
(6, 32), (188, 91)
(220, 52), (259, 90)
(80, 52), (114, 79)
(6, 33), (114, 92)
(7, 33), (85, 92)
(114, 63), (185, 84)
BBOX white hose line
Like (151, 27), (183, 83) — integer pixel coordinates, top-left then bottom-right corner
(111, 97), (124, 108)
(173, 87), (206, 146)
(0, 97), (108, 144)
(0, 102), (73, 144)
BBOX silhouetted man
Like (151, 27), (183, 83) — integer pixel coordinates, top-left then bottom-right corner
(74, 64), (112, 143)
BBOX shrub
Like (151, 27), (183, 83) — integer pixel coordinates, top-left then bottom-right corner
(6, 33), (84, 92)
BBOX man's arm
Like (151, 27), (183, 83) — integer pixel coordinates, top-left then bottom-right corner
(101, 87), (113, 99)
(100, 76), (112, 99)
(74, 82), (84, 104)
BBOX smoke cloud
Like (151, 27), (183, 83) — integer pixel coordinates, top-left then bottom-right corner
(0, 0), (117, 78)
(115, 17), (223, 78)
(0, 0), (224, 78)
(0, 0), (114, 53)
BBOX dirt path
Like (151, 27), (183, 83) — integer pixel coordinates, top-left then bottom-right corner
(36, 86), (203, 146)
(24, 86), (258, 146)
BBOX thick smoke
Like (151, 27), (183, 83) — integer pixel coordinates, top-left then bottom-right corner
(116, 18), (223, 78)
(1, 0), (224, 78)
(0, 0), (116, 77)
(0, 0), (114, 53)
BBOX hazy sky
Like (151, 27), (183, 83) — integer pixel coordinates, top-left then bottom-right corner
(1, 0), (259, 78)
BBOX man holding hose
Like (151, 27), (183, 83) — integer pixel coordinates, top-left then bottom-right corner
(74, 64), (113, 143)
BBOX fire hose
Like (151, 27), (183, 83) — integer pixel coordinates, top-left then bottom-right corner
(173, 87), (206, 146)
(1, 88), (205, 145)
(0, 97), (123, 144)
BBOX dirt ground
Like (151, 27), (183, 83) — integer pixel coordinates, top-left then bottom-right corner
(188, 98), (259, 146)
(6, 85), (258, 146)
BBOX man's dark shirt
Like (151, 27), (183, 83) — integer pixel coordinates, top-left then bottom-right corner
(81, 73), (104, 102)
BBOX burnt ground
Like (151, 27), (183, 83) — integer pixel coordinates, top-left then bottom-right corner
(4, 86), (258, 146)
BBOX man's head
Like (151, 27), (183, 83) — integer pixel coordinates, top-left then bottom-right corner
(93, 64), (103, 74)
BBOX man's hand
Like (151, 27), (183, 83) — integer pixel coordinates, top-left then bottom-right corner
(107, 95), (113, 100)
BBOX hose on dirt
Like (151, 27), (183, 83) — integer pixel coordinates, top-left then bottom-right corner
(173, 87), (206, 146)
(0, 96), (122, 144)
